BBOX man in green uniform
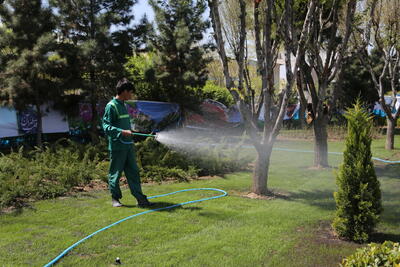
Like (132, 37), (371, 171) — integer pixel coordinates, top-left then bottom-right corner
(102, 78), (154, 208)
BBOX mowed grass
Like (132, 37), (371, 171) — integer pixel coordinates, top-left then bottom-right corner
(0, 137), (399, 267)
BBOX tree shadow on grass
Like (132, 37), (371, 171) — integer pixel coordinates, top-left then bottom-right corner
(379, 205), (400, 226)
(370, 232), (400, 243)
(375, 164), (400, 179)
(121, 202), (202, 213)
(288, 189), (336, 211)
(289, 190), (399, 225)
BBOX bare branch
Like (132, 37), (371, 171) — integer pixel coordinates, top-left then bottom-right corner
(208, 0), (234, 90)
(271, 0), (317, 139)
(328, 0), (357, 82)
(237, 0), (246, 92)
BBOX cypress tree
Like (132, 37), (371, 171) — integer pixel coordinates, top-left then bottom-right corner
(332, 101), (382, 243)
(0, 0), (64, 147)
(149, 0), (210, 109)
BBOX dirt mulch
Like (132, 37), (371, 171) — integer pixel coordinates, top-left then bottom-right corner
(71, 179), (109, 192)
(291, 220), (362, 267)
(229, 189), (291, 200)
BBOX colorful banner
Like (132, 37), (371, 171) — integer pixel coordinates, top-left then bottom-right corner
(68, 102), (107, 133)
(373, 96), (400, 117)
(17, 106), (70, 135)
(258, 103), (300, 121)
(42, 105), (69, 134)
(1, 105), (69, 138)
(0, 107), (19, 138)
(185, 99), (232, 129)
(125, 100), (181, 133)
(18, 107), (38, 134)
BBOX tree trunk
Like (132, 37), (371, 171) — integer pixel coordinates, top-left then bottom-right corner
(89, 72), (99, 144)
(385, 118), (395, 150)
(34, 102), (43, 149)
(88, 1), (99, 144)
(252, 146), (273, 195)
(296, 68), (307, 129)
(313, 115), (329, 167)
(299, 101), (306, 128)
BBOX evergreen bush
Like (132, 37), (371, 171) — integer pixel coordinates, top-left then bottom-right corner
(0, 135), (250, 209)
(0, 144), (105, 209)
(332, 102), (382, 243)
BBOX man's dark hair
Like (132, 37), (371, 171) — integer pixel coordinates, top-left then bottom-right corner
(116, 78), (134, 95)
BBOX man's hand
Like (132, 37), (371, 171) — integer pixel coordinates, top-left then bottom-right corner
(121, 130), (132, 137)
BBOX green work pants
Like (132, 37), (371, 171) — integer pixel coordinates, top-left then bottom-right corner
(108, 147), (146, 202)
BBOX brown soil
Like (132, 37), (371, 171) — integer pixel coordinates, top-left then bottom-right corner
(71, 179), (108, 192)
(231, 190), (291, 200)
(311, 220), (351, 246)
(291, 220), (362, 267)
(244, 192), (275, 200)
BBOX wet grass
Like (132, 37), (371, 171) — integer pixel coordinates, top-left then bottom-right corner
(0, 137), (399, 266)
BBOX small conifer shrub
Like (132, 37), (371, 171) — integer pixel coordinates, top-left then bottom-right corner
(332, 101), (382, 243)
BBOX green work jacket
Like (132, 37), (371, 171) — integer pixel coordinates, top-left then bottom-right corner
(102, 98), (133, 151)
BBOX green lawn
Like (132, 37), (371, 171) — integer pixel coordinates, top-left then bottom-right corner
(0, 137), (399, 267)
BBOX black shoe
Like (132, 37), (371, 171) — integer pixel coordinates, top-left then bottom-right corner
(137, 200), (155, 208)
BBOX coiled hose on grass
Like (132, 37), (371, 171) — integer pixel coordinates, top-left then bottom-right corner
(44, 188), (227, 267)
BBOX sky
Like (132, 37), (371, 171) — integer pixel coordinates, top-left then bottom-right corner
(132, 0), (214, 44)
(133, 0), (154, 22)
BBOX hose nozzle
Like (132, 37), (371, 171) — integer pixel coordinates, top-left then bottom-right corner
(131, 132), (157, 138)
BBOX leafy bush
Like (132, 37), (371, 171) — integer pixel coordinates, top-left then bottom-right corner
(202, 80), (234, 107)
(125, 53), (161, 101)
(333, 102), (382, 243)
(341, 241), (400, 266)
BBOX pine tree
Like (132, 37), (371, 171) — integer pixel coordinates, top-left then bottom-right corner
(340, 54), (378, 111)
(0, 0), (64, 147)
(149, 0), (211, 109)
(333, 101), (382, 243)
(50, 0), (149, 142)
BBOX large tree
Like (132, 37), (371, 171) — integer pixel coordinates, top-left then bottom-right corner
(50, 0), (144, 142)
(352, 0), (400, 150)
(0, 0), (64, 147)
(149, 0), (211, 109)
(295, 0), (358, 167)
(208, 0), (316, 195)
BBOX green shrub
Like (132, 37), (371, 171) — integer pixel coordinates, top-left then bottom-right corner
(0, 133), (251, 209)
(202, 80), (234, 107)
(341, 241), (400, 266)
(125, 53), (161, 101)
(0, 144), (106, 209)
(141, 165), (198, 183)
(333, 102), (382, 243)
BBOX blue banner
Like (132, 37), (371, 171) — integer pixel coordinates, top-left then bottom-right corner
(125, 100), (181, 133)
